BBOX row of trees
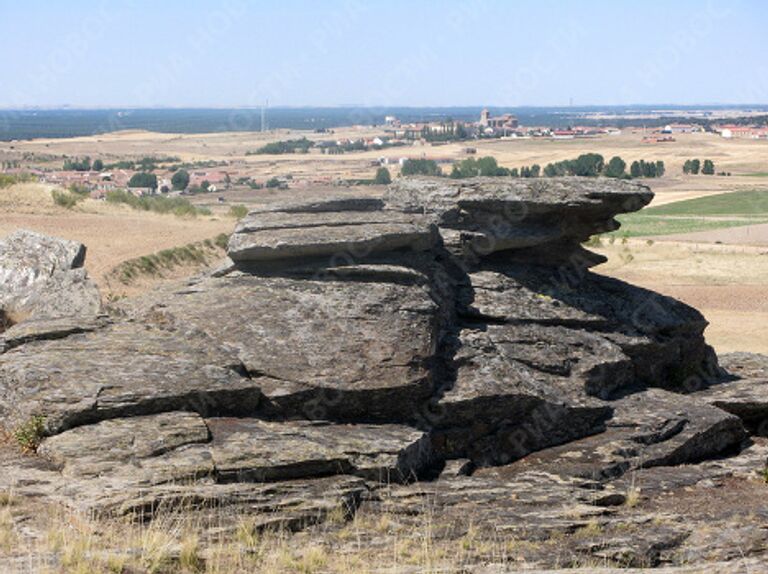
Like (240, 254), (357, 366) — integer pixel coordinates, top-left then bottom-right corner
(63, 157), (102, 172)
(401, 159), (442, 176)
(629, 159), (665, 178)
(542, 154), (665, 179)
(683, 159), (715, 175)
(63, 156), (181, 173)
(450, 156), (514, 178)
(252, 138), (314, 155)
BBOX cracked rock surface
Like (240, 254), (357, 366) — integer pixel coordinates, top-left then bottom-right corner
(1, 177), (766, 571)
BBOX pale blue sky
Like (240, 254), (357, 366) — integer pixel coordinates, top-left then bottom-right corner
(1, 0), (766, 108)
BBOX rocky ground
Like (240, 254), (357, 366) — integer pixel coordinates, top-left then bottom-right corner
(0, 177), (767, 573)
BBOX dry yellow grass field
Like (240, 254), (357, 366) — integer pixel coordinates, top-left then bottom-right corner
(594, 239), (768, 355)
(0, 183), (233, 296)
(9, 129), (768, 192)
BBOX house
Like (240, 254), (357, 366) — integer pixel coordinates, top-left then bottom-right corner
(661, 123), (702, 134)
(716, 125), (759, 139)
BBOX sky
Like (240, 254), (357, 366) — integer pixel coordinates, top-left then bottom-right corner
(1, 0), (767, 108)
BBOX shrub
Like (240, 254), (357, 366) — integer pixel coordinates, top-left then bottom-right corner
(105, 189), (211, 217)
(228, 204), (248, 219)
(51, 189), (82, 209)
(13, 415), (46, 452)
(0, 174), (16, 188)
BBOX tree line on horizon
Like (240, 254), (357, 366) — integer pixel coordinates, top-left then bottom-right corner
(397, 154), (666, 180)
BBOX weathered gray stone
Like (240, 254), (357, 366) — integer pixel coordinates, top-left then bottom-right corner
(477, 389), (746, 482)
(208, 418), (434, 483)
(228, 209), (437, 263)
(0, 322), (263, 434)
(384, 177), (652, 260)
(0, 229), (86, 294)
(38, 411), (213, 482)
(0, 230), (101, 325)
(0, 314), (108, 353)
(2, 179), (765, 571)
(130, 272), (440, 423)
(697, 353), (768, 434)
(459, 265), (717, 394)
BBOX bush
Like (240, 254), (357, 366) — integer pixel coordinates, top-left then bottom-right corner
(228, 204), (248, 219)
(13, 415), (46, 452)
(51, 189), (82, 209)
(265, 177), (281, 188)
(105, 189), (210, 217)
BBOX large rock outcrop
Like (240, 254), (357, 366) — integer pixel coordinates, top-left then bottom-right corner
(1, 177), (765, 572)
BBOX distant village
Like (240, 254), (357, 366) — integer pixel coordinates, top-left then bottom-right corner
(2, 109), (767, 198)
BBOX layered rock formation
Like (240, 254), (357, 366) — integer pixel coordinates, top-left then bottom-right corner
(1, 177), (767, 571)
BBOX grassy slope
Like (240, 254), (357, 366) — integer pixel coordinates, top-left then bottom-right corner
(613, 190), (768, 237)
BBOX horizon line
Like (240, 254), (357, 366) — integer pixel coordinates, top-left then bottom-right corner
(2, 103), (768, 112)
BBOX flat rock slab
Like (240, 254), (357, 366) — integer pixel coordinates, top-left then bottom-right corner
(39, 411), (213, 483)
(228, 209), (436, 263)
(384, 177), (652, 259)
(38, 412), (433, 486)
(0, 322), (262, 434)
(0, 314), (108, 353)
(135, 273), (439, 422)
(385, 177), (652, 219)
(208, 418), (434, 483)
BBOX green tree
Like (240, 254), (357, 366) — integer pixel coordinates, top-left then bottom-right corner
(374, 167), (392, 184)
(171, 169), (190, 191)
(683, 160), (692, 174)
(571, 153), (604, 176)
(702, 159), (715, 175)
(530, 164), (541, 178)
(655, 160), (665, 177)
(401, 159), (441, 176)
(92, 159), (104, 172)
(128, 172), (158, 189)
(604, 156), (626, 178)
(690, 159), (701, 175)
(630, 161), (642, 178)
(543, 163), (559, 177)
